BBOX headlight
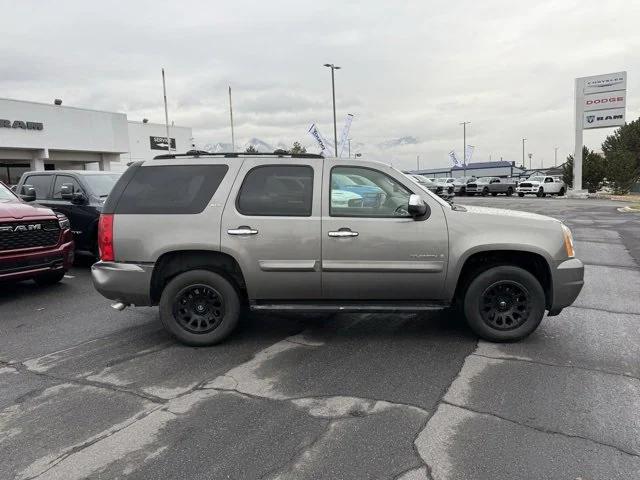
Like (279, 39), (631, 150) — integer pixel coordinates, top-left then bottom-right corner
(562, 224), (575, 258)
(56, 213), (71, 230)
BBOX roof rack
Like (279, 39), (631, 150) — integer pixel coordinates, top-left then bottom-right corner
(153, 149), (324, 160)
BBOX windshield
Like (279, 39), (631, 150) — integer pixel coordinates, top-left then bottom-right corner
(476, 177), (492, 184)
(82, 174), (121, 197)
(528, 176), (544, 182)
(0, 183), (17, 202)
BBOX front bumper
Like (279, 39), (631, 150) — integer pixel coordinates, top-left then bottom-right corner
(0, 235), (74, 282)
(550, 257), (584, 313)
(516, 186), (539, 194)
(91, 261), (154, 306)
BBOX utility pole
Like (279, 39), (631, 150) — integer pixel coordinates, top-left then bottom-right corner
(228, 86), (236, 152)
(161, 68), (171, 153)
(416, 155), (420, 170)
(348, 138), (351, 158)
(522, 138), (526, 169)
(528, 153), (533, 170)
(554, 146), (558, 167)
(460, 121), (471, 177)
(323, 64), (341, 157)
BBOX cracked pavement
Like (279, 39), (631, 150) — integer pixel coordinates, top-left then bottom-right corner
(1, 196), (639, 479)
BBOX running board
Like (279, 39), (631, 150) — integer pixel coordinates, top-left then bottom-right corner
(250, 301), (449, 313)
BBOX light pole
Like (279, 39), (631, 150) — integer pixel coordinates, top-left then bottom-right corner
(323, 63), (341, 157)
(554, 146), (559, 167)
(460, 121), (471, 177)
(348, 138), (351, 158)
(522, 138), (526, 169)
(528, 153), (533, 170)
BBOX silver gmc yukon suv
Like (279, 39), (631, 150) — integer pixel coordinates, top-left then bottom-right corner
(92, 152), (584, 346)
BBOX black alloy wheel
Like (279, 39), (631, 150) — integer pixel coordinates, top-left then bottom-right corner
(173, 284), (225, 334)
(482, 187), (489, 196)
(159, 269), (241, 346)
(506, 187), (513, 196)
(479, 281), (530, 331)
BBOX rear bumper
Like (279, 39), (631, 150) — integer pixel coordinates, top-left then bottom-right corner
(0, 237), (74, 282)
(550, 258), (584, 312)
(91, 261), (154, 306)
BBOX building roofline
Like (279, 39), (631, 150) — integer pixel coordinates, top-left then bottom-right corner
(0, 97), (127, 116)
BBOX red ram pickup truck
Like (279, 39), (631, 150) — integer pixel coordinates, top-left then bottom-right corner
(0, 181), (74, 285)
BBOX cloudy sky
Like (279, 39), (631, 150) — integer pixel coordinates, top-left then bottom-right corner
(2, 0), (639, 170)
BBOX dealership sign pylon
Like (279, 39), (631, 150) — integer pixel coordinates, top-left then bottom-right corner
(573, 72), (627, 192)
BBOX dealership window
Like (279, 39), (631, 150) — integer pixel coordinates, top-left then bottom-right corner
(0, 164), (29, 186)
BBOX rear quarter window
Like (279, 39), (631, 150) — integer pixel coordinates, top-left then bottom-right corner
(111, 164), (228, 214)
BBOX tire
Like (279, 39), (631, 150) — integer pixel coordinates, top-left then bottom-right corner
(517, 192), (524, 197)
(491, 192), (498, 197)
(459, 188), (466, 196)
(536, 188), (544, 198)
(506, 187), (513, 197)
(481, 188), (489, 197)
(34, 270), (66, 286)
(558, 187), (565, 196)
(463, 265), (545, 342)
(159, 269), (241, 346)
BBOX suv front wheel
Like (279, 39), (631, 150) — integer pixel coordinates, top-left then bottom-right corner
(463, 265), (545, 341)
(159, 270), (241, 346)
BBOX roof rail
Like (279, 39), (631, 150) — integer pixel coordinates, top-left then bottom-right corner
(153, 150), (324, 160)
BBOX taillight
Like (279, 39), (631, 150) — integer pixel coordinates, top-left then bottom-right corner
(98, 214), (114, 261)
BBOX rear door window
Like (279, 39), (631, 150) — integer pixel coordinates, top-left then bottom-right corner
(236, 165), (313, 216)
(114, 165), (228, 214)
(23, 175), (53, 199)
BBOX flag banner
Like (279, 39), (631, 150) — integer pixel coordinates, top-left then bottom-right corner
(464, 145), (474, 164)
(307, 123), (332, 157)
(337, 114), (354, 158)
(449, 150), (459, 166)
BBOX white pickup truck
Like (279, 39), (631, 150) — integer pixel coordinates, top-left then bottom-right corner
(516, 176), (566, 197)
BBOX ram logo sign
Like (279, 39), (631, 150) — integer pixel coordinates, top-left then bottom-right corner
(0, 224), (42, 233)
(583, 108), (625, 129)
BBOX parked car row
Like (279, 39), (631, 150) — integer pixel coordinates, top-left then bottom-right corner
(415, 175), (567, 198)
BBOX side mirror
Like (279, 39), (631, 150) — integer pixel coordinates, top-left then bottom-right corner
(20, 185), (36, 202)
(408, 194), (430, 219)
(60, 184), (74, 200)
(71, 192), (86, 204)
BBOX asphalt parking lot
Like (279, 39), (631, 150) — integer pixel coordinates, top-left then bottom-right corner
(1, 196), (639, 480)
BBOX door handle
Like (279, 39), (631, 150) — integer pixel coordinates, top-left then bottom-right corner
(227, 226), (258, 236)
(328, 229), (359, 238)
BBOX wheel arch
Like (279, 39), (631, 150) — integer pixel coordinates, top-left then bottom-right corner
(450, 248), (553, 310)
(150, 250), (247, 305)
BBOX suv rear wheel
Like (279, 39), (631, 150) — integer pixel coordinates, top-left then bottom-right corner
(159, 269), (240, 346)
(463, 265), (545, 341)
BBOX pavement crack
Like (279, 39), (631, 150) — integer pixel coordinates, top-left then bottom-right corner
(11, 362), (167, 405)
(471, 352), (640, 382)
(567, 305), (640, 316)
(20, 405), (164, 480)
(441, 399), (640, 459)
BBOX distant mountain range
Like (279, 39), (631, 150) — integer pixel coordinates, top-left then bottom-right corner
(201, 136), (421, 155)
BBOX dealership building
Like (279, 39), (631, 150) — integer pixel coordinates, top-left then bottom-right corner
(0, 98), (193, 185)
(410, 160), (526, 179)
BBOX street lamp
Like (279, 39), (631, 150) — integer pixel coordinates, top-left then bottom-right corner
(554, 146), (559, 167)
(528, 153), (533, 170)
(323, 63), (341, 157)
(522, 138), (526, 169)
(460, 121), (471, 177)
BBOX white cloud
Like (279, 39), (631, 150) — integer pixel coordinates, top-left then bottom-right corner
(1, 0), (638, 169)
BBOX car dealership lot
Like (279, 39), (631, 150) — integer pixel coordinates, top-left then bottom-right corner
(1, 196), (639, 479)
